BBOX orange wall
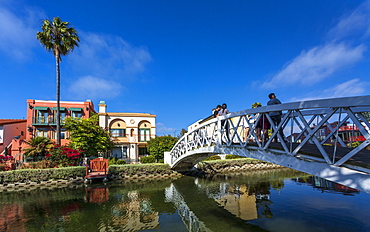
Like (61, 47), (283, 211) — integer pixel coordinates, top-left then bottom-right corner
(26, 99), (95, 142)
(0, 122), (26, 155)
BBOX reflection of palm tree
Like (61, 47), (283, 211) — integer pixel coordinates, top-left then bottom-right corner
(23, 137), (54, 160)
(37, 17), (80, 145)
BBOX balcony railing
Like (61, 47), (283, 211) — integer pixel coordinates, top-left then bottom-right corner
(32, 117), (66, 125)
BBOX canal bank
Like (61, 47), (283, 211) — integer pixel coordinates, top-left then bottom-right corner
(0, 158), (284, 191)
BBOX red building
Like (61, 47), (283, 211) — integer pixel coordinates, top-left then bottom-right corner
(0, 119), (27, 160)
(1, 99), (96, 162)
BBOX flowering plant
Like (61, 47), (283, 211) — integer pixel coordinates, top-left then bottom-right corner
(46, 145), (84, 167)
(0, 155), (13, 163)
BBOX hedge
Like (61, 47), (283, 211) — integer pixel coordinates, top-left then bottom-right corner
(0, 166), (85, 184)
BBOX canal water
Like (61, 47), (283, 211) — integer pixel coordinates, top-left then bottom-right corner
(1, 168), (369, 232)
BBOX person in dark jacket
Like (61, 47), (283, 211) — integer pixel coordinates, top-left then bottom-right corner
(267, 93), (285, 142)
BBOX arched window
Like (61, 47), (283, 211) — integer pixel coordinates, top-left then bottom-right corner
(139, 121), (151, 142)
(110, 119), (127, 137)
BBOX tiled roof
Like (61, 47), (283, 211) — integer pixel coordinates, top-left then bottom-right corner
(0, 119), (27, 125)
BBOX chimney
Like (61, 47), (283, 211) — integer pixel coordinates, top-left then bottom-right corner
(99, 101), (107, 113)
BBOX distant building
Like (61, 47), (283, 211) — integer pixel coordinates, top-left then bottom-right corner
(0, 119), (27, 159)
(26, 99), (96, 143)
(98, 101), (156, 163)
(1, 99), (97, 162)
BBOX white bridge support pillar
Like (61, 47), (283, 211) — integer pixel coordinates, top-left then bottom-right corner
(164, 151), (171, 165)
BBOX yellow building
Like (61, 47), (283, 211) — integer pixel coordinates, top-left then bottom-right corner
(98, 101), (156, 163)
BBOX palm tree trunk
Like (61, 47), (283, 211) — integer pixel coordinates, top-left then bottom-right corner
(56, 53), (61, 145)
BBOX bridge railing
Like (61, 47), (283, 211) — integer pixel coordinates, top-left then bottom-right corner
(169, 95), (370, 167)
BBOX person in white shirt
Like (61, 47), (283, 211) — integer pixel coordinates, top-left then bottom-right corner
(218, 103), (230, 142)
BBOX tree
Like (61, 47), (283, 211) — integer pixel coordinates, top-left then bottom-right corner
(23, 137), (54, 161)
(179, 128), (188, 138)
(63, 114), (113, 157)
(252, 102), (262, 108)
(147, 135), (178, 162)
(37, 17), (80, 145)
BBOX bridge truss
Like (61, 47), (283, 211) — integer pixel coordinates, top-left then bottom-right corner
(165, 95), (370, 193)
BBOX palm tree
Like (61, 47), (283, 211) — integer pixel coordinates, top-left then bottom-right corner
(23, 137), (54, 161)
(36, 17), (80, 145)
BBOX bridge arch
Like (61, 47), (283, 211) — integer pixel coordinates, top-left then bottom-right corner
(165, 95), (370, 193)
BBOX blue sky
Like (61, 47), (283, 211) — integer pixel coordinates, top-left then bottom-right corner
(1, 0), (369, 136)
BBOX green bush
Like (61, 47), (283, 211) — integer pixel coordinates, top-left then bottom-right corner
(108, 157), (126, 165)
(140, 155), (156, 163)
(225, 154), (244, 159)
(203, 155), (221, 161)
(0, 166), (85, 183)
(116, 159), (126, 165)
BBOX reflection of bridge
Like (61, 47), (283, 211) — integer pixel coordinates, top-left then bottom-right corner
(166, 177), (268, 232)
(165, 95), (370, 193)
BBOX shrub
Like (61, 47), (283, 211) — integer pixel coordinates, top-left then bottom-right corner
(108, 157), (126, 165)
(204, 155), (221, 161)
(0, 164), (6, 171)
(226, 154), (244, 159)
(46, 145), (83, 167)
(108, 157), (118, 165)
(116, 159), (126, 165)
(0, 166), (85, 183)
(140, 155), (156, 163)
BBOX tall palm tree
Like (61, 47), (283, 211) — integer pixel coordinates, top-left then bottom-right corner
(36, 17), (80, 145)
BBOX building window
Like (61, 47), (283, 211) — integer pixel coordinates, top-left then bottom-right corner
(111, 147), (127, 159)
(52, 130), (67, 139)
(35, 129), (48, 138)
(139, 147), (148, 156)
(140, 129), (150, 142)
(36, 110), (49, 124)
(71, 111), (82, 118)
(110, 129), (126, 137)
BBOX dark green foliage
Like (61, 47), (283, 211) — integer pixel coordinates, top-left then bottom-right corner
(108, 157), (126, 165)
(140, 155), (156, 163)
(23, 137), (54, 160)
(147, 135), (178, 161)
(203, 155), (221, 161)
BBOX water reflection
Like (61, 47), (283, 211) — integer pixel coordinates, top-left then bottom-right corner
(0, 169), (369, 232)
(291, 176), (360, 195)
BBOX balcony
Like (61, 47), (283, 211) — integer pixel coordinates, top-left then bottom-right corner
(32, 117), (66, 125)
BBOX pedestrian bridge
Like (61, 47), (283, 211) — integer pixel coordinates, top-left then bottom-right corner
(164, 95), (370, 193)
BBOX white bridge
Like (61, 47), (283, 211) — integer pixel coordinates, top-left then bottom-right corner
(164, 95), (370, 193)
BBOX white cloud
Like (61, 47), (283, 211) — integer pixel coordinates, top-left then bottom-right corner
(69, 32), (152, 80)
(156, 122), (177, 136)
(0, 5), (41, 61)
(328, 1), (370, 40)
(289, 78), (368, 102)
(262, 43), (366, 89)
(68, 76), (122, 99)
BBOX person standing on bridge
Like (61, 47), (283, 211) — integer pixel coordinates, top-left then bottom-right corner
(267, 93), (285, 142)
(213, 105), (222, 118)
(218, 103), (230, 142)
